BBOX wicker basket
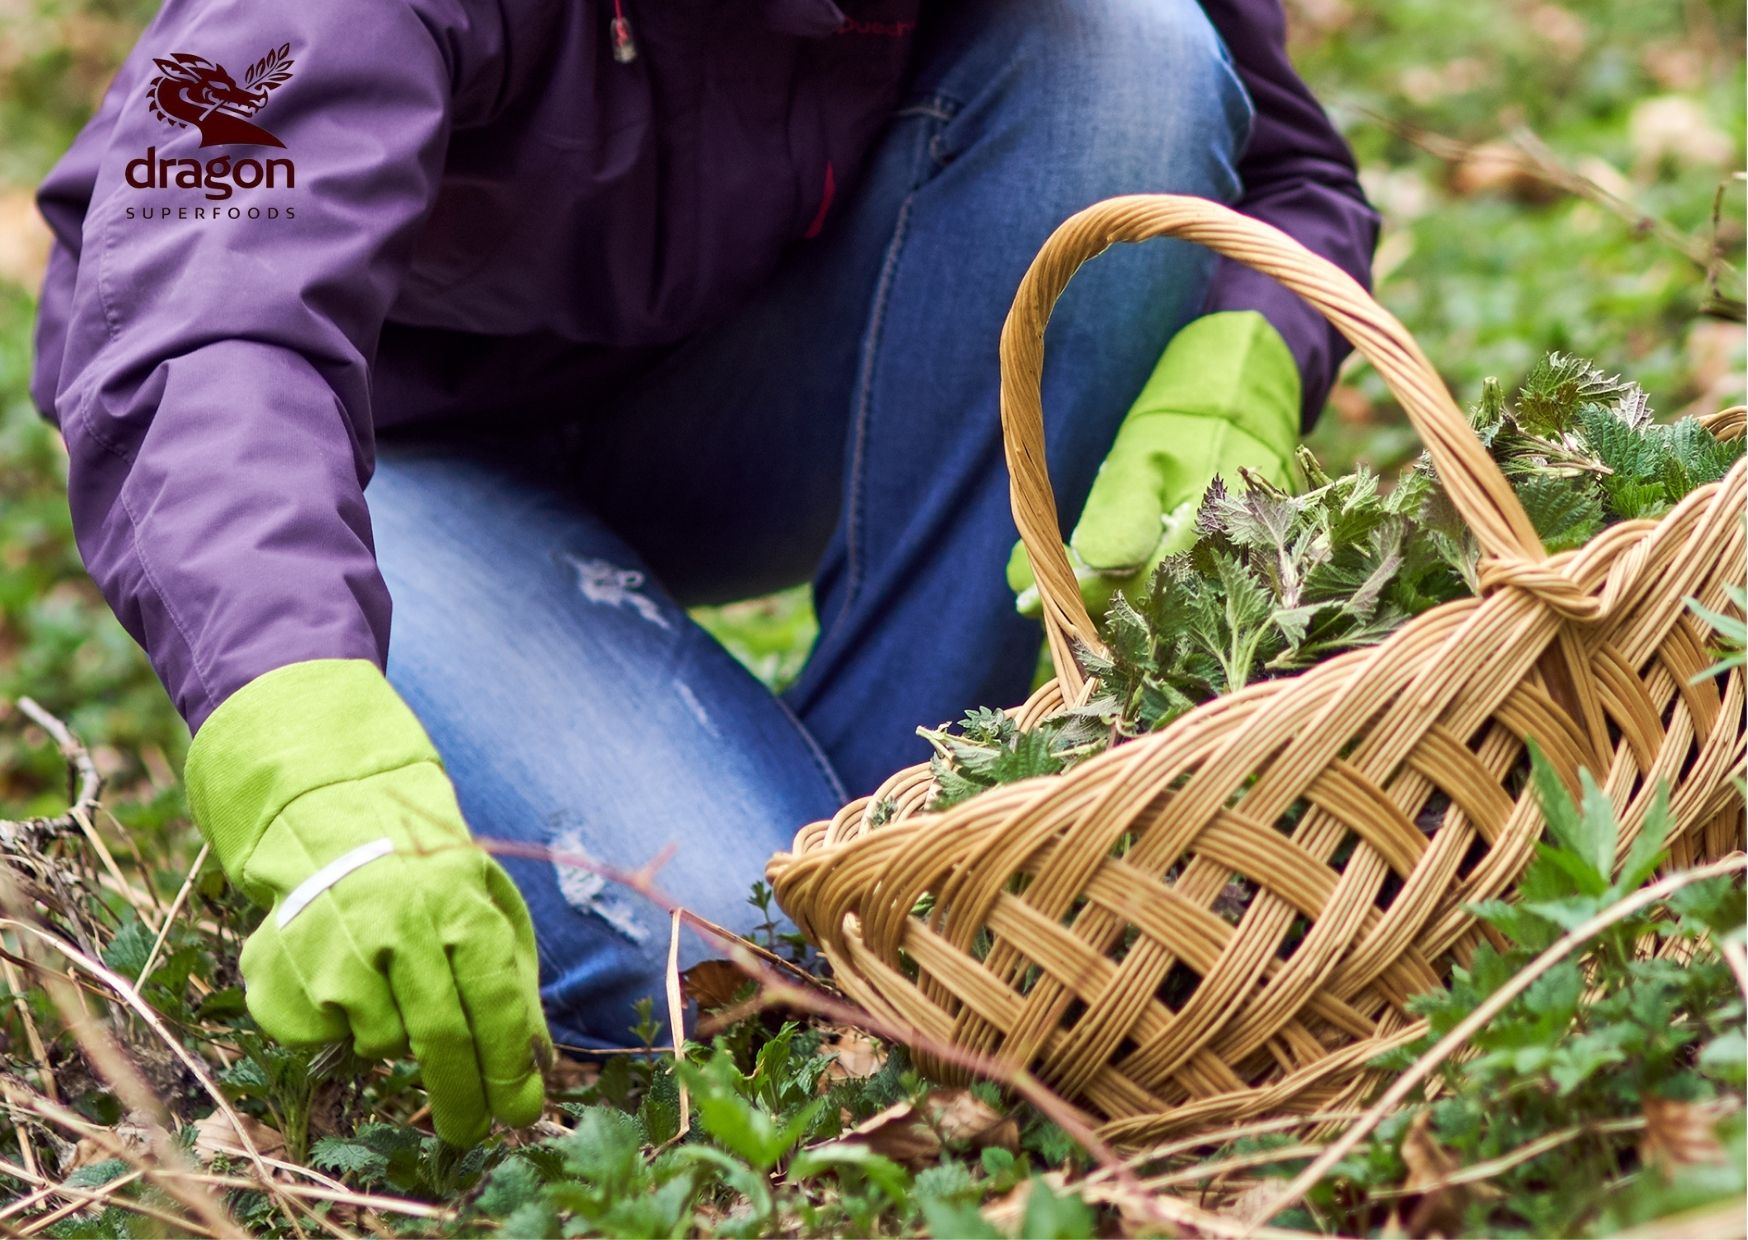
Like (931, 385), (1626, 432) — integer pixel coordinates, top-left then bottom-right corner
(765, 194), (1747, 1144)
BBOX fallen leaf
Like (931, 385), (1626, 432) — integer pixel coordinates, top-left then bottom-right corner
(1397, 57), (1488, 107)
(680, 959), (753, 1012)
(544, 1052), (601, 1092)
(1678, 321), (1748, 420)
(836, 1100), (942, 1163)
(64, 1111), (170, 1174)
(1641, 1096), (1733, 1172)
(192, 1110), (287, 1165)
(979, 1169), (1066, 1230)
(1641, 41), (1705, 92)
(821, 1028), (887, 1085)
(834, 1088), (1018, 1165)
(1400, 1109), (1470, 1238)
(1227, 1177), (1289, 1226)
(1284, 0), (1354, 38)
(1526, 5), (1586, 59)
(926, 1087), (1020, 1150)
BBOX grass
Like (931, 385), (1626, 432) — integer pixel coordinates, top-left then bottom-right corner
(0, 0), (1743, 1234)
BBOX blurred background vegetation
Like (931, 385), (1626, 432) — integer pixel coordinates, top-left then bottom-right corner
(1, 0), (1742, 865)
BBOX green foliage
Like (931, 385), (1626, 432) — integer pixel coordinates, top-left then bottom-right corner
(918, 706), (1105, 809)
(1689, 583), (1748, 678)
(425, 1022), (1105, 1238)
(0, 3), (1742, 1235)
(1456, 352), (1745, 534)
(930, 353), (1742, 808)
(1236, 752), (1746, 1237)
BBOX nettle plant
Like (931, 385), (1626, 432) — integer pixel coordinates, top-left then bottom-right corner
(206, 755), (1740, 1239)
(921, 352), (1744, 807)
(1248, 750), (1746, 1238)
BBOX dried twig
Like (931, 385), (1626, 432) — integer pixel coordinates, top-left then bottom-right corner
(1367, 115), (1727, 272)
(0, 1154), (212, 1236)
(15, 698), (100, 816)
(2, 1083), (235, 1236)
(5, 1086), (452, 1227)
(15, 1168), (150, 1237)
(14, 699), (149, 934)
(1367, 1116), (1644, 1202)
(0, 910), (301, 1235)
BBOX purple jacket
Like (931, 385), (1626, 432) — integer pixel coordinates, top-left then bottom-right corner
(33, 0), (1377, 731)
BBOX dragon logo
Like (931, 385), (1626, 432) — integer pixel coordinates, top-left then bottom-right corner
(146, 44), (294, 148)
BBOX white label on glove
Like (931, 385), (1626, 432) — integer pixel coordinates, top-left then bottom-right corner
(277, 837), (396, 929)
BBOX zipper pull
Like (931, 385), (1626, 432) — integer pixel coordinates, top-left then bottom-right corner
(610, 9), (638, 63)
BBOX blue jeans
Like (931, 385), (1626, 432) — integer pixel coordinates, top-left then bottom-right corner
(369, 0), (1252, 1049)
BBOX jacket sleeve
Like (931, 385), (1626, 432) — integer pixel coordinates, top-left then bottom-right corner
(1199, 0), (1380, 426)
(31, 0), (509, 731)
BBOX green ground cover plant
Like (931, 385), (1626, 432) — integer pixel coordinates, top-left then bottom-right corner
(0, 1), (1742, 1234)
(0, 725), (1740, 1236)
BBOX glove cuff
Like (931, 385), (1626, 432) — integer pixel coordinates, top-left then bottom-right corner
(184, 660), (441, 886)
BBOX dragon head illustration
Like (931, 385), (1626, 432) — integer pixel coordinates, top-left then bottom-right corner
(147, 45), (294, 148)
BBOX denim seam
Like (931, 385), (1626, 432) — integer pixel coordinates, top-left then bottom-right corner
(904, 91), (966, 169)
(772, 693), (849, 806)
(821, 94), (961, 655)
(832, 191), (911, 638)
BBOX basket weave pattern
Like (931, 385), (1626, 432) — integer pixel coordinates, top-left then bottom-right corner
(767, 196), (1746, 1143)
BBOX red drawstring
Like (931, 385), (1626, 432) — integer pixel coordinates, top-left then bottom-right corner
(610, 0), (637, 63)
(804, 162), (837, 240)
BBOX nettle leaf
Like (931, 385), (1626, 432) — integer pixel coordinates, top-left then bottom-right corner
(473, 1154), (543, 1215)
(101, 916), (154, 980)
(640, 1066), (684, 1147)
(63, 1157), (130, 1189)
(1548, 1025), (1634, 1095)
(913, 1159), (978, 1203)
(1610, 782), (1670, 898)
(1020, 1175), (1098, 1239)
(1468, 375), (1509, 444)
(921, 703), (1104, 809)
(1528, 745), (1611, 895)
(919, 1198), (1005, 1239)
(1700, 1029), (1748, 1086)
(560, 1106), (648, 1187)
(1574, 767), (1622, 881)
(1515, 352), (1637, 434)
(310, 1136), (390, 1181)
(1196, 551), (1275, 691)
(1516, 471), (1605, 551)
(1669, 875), (1748, 937)
(929, 351), (1730, 815)
(679, 1054), (820, 1172)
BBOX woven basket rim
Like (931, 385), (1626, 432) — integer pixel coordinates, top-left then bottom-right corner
(770, 455), (1743, 871)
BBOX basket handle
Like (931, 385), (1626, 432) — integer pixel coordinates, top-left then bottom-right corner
(1002, 194), (1547, 694)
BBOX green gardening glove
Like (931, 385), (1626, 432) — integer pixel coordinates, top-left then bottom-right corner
(185, 660), (550, 1146)
(1008, 310), (1302, 618)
